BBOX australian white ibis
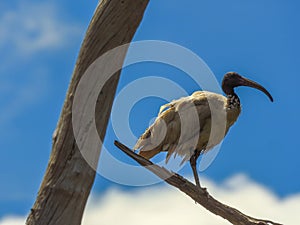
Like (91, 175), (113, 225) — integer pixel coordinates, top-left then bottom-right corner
(134, 72), (273, 190)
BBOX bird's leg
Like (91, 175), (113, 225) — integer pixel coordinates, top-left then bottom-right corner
(190, 151), (208, 194)
(190, 154), (200, 187)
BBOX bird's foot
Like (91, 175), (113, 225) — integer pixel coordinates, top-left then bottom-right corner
(201, 187), (209, 196)
(193, 185), (209, 204)
(197, 185), (209, 196)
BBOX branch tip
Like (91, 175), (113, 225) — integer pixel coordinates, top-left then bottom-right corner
(114, 140), (283, 225)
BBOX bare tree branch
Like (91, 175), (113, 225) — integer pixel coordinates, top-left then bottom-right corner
(26, 1), (149, 224)
(114, 141), (283, 225)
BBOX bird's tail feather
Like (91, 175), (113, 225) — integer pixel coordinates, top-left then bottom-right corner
(139, 147), (161, 159)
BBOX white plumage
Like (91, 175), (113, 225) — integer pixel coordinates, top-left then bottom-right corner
(134, 91), (240, 163)
(133, 72), (273, 188)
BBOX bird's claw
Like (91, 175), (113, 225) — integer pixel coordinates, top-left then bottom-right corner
(197, 186), (209, 196)
(193, 186), (209, 204)
(201, 187), (208, 196)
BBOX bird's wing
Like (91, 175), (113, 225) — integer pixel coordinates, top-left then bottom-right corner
(134, 91), (213, 162)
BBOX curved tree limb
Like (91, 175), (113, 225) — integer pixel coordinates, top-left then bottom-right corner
(114, 141), (283, 225)
(26, 1), (149, 224)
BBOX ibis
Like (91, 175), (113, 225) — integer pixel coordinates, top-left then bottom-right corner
(134, 72), (273, 190)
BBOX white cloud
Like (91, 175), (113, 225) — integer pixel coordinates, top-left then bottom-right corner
(83, 174), (299, 225)
(0, 71), (48, 128)
(2, 174), (299, 225)
(0, 216), (25, 225)
(0, 1), (81, 129)
(0, 2), (82, 55)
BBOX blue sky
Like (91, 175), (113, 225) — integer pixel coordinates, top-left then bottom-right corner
(1, 0), (300, 222)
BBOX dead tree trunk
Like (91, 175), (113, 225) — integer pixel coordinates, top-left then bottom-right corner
(26, 1), (149, 224)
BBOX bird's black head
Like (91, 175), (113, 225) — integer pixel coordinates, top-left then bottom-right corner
(222, 72), (273, 102)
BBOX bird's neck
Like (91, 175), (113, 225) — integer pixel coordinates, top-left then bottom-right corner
(226, 93), (240, 110)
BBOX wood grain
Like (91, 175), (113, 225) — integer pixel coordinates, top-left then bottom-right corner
(26, 1), (149, 224)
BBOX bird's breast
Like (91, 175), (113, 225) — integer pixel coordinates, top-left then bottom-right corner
(225, 104), (241, 129)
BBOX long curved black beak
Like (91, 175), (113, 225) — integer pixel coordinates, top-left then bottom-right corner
(239, 77), (274, 102)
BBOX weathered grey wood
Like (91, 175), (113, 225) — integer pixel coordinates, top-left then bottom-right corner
(114, 141), (283, 225)
(26, 1), (149, 224)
